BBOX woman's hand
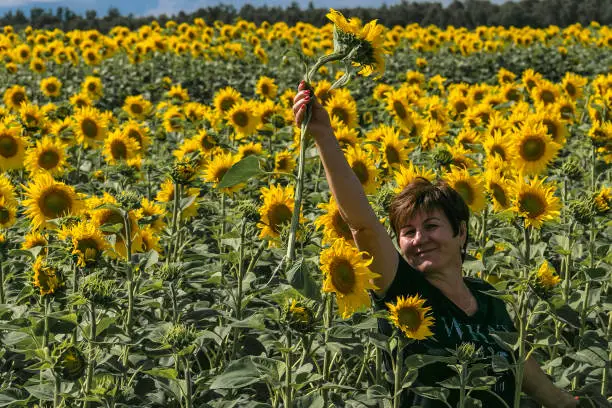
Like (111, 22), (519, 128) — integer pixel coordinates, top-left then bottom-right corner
(293, 80), (333, 140)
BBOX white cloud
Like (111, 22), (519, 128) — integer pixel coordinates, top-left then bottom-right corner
(0, 0), (59, 6)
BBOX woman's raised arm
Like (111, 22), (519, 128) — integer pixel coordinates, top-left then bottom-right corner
(293, 81), (398, 295)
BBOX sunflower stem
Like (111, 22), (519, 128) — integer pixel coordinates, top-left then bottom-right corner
(322, 294), (333, 404)
(53, 371), (61, 408)
(513, 290), (526, 408)
(0, 252), (4, 304)
(601, 312), (612, 396)
(72, 262), (79, 344)
(306, 52), (347, 82)
(284, 330), (293, 408)
(480, 206), (488, 278)
(168, 182), (181, 264)
(43, 295), (50, 352)
(184, 355), (193, 408)
(523, 224), (531, 270)
(393, 335), (404, 408)
(84, 302), (96, 407)
(562, 222), (574, 302)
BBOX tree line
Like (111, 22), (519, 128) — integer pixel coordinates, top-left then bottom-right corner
(1, 0), (611, 34)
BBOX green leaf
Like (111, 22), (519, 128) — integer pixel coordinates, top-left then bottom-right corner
(412, 386), (449, 401)
(295, 394), (324, 408)
(144, 368), (178, 380)
(24, 383), (54, 401)
(584, 267), (608, 282)
(209, 357), (262, 389)
(552, 305), (580, 328)
(286, 258), (321, 301)
(570, 347), (607, 368)
(217, 155), (262, 188)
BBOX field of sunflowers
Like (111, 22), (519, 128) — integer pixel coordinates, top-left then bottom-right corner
(0, 11), (610, 408)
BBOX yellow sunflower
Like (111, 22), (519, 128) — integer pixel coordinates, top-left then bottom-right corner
(320, 238), (380, 318)
(379, 127), (411, 169)
(532, 107), (568, 145)
(162, 105), (185, 133)
(81, 76), (103, 100)
(3, 85), (28, 111)
(0, 123), (27, 170)
(315, 196), (354, 245)
(166, 84), (189, 102)
(258, 184), (296, 241)
(59, 221), (109, 267)
(273, 150), (296, 175)
(23, 173), (83, 230)
(385, 88), (414, 131)
(237, 141), (264, 160)
(139, 227), (161, 254)
(483, 129), (515, 162)
(325, 90), (358, 129)
(102, 130), (139, 165)
(32, 256), (61, 296)
(485, 169), (512, 212)
(255, 76), (278, 100)
(69, 93), (92, 109)
(24, 136), (68, 176)
(386, 294), (435, 340)
(535, 260), (561, 289)
(72, 107), (108, 147)
(21, 231), (48, 254)
(137, 198), (166, 233)
(202, 151), (242, 195)
(0, 173), (17, 207)
(531, 81), (560, 106)
(444, 168), (487, 213)
(511, 121), (561, 175)
(393, 163), (436, 194)
(594, 186), (611, 214)
(510, 176), (560, 229)
(40, 76), (62, 98)
(0, 196), (17, 228)
(521, 69), (542, 92)
(345, 145), (380, 194)
(213, 86), (243, 115)
(19, 102), (45, 129)
(335, 125), (359, 149)
(155, 179), (199, 219)
(561, 72), (587, 100)
(122, 120), (151, 152)
(226, 101), (260, 139)
(122, 95), (152, 120)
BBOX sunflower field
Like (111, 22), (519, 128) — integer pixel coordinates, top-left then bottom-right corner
(0, 12), (610, 408)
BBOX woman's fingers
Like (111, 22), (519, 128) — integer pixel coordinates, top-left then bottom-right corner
(293, 89), (310, 104)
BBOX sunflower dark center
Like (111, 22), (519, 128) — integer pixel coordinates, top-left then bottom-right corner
(0, 207), (9, 223)
(46, 83), (57, 93)
(506, 89), (520, 101)
(38, 150), (60, 169)
(454, 101), (467, 114)
(330, 259), (355, 294)
(11, 91), (25, 107)
(0, 135), (18, 158)
(560, 105), (573, 119)
(352, 161), (370, 185)
(277, 158), (288, 171)
(77, 238), (100, 254)
(393, 100), (407, 119)
(491, 183), (508, 207)
(87, 83), (97, 93)
(214, 166), (229, 182)
(220, 97), (235, 112)
(331, 107), (350, 125)
(454, 181), (474, 205)
(261, 84), (269, 95)
(127, 129), (142, 145)
(385, 145), (400, 165)
(397, 307), (421, 330)
(490, 145), (506, 160)
(40, 189), (71, 218)
(81, 118), (99, 139)
(130, 103), (143, 115)
(268, 203), (292, 233)
(540, 90), (555, 104)
(332, 211), (353, 241)
(111, 140), (127, 159)
(519, 192), (546, 218)
(232, 111), (249, 127)
(521, 137), (545, 161)
(102, 211), (126, 235)
(201, 137), (214, 150)
(565, 83), (576, 97)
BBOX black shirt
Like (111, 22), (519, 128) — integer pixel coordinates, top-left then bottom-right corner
(373, 253), (516, 408)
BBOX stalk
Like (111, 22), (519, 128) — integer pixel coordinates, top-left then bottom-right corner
(168, 182), (181, 263)
(513, 291), (526, 408)
(184, 355), (193, 408)
(123, 211), (135, 384)
(0, 252), (4, 304)
(54, 371), (61, 408)
(72, 262), (79, 344)
(284, 331), (293, 408)
(562, 222), (574, 302)
(170, 281), (178, 324)
(231, 221), (247, 361)
(458, 364), (467, 408)
(84, 303), (96, 407)
(480, 207), (488, 277)
(393, 336), (404, 408)
(523, 225), (531, 268)
(43, 296), (50, 351)
(602, 312), (612, 396)
(322, 294), (333, 404)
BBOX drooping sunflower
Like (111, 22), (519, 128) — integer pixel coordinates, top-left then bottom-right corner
(139, 227), (161, 254)
(485, 169), (512, 212)
(386, 294), (435, 340)
(325, 90), (358, 129)
(102, 130), (139, 165)
(511, 121), (561, 175)
(393, 163), (436, 194)
(59, 221), (109, 267)
(258, 184), (296, 241)
(345, 145), (380, 194)
(202, 151), (242, 195)
(320, 238), (380, 318)
(122, 95), (152, 120)
(213, 86), (243, 115)
(22, 173), (83, 229)
(315, 197), (354, 245)
(0, 196), (17, 228)
(0, 123), (27, 170)
(535, 260), (561, 289)
(24, 136), (68, 176)
(326, 8), (387, 77)
(444, 168), (487, 213)
(40, 76), (62, 98)
(72, 106), (108, 148)
(226, 101), (260, 139)
(255, 76), (278, 100)
(32, 256), (61, 296)
(510, 176), (560, 229)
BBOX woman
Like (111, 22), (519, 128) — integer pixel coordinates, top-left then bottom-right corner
(292, 81), (579, 408)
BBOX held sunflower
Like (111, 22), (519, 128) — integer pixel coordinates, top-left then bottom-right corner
(386, 294), (435, 340)
(320, 238), (380, 318)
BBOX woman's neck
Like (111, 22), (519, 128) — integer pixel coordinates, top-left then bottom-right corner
(425, 270), (477, 315)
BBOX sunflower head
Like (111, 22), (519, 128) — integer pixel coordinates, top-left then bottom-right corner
(386, 294), (435, 340)
(284, 299), (316, 333)
(23, 173), (83, 229)
(32, 256), (62, 296)
(532, 260), (561, 294)
(511, 176), (560, 229)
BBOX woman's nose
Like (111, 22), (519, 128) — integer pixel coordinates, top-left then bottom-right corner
(412, 229), (425, 244)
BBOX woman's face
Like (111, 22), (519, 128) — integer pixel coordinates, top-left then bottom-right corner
(398, 208), (466, 276)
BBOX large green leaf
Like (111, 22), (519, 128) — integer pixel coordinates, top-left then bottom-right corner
(209, 357), (262, 389)
(286, 258), (321, 301)
(217, 155), (262, 188)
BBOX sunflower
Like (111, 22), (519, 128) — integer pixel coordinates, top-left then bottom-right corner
(334, 125), (359, 149)
(386, 294), (435, 340)
(139, 227), (161, 254)
(325, 90), (358, 129)
(32, 256), (61, 296)
(497, 67), (516, 85)
(72, 107), (108, 147)
(0, 123), (26, 170)
(521, 68), (542, 91)
(81, 46), (102, 66)
(258, 184), (296, 241)
(59, 221), (109, 267)
(154, 179), (199, 219)
(561, 72), (588, 100)
(19, 102), (45, 130)
(379, 126), (411, 169)
(326, 9), (386, 77)
(345, 146), (380, 194)
(213, 86), (243, 114)
(593, 186), (611, 214)
(22, 173), (83, 229)
(444, 168), (487, 213)
(89, 195), (143, 258)
(455, 128), (481, 150)
(255, 76), (278, 100)
(485, 170), (512, 212)
(162, 105), (185, 133)
(446, 144), (477, 170)
(21, 231), (48, 254)
(385, 89), (414, 131)
(122, 120), (151, 152)
(511, 121), (560, 175)
(320, 238), (379, 318)
(103, 130), (140, 165)
(24, 136), (68, 176)
(273, 150), (296, 175)
(315, 197), (354, 245)
(483, 129), (514, 163)
(82, 76), (103, 100)
(3, 85), (28, 111)
(203, 151), (242, 195)
(0, 173), (17, 207)
(137, 198), (166, 232)
(226, 101), (260, 139)
(0, 196), (16, 228)
(393, 163), (436, 194)
(419, 119), (446, 151)
(510, 176), (560, 229)
(531, 81), (560, 106)
(448, 92), (470, 118)
(166, 84), (189, 102)
(122, 95), (152, 120)
(40, 76), (62, 98)
(69, 93), (92, 109)
(532, 108), (568, 145)
(535, 260), (561, 289)
(237, 141), (264, 160)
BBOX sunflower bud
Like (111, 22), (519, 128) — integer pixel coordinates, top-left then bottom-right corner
(560, 158), (583, 181)
(163, 323), (197, 353)
(456, 342), (478, 363)
(284, 299), (316, 333)
(54, 345), (86, 381)
(80, 273), (115, 306)
(236, 200), (259, 223)
(569, 199), (596, 225)
(432, 147), (453, 168)
(155, 263), (181, 281)
(117, 190), (141, 212)
(270, 114), (286, 129)
(170, 158), (197, 185)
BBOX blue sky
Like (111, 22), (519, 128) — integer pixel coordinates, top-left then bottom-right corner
(0, 0), (509, 18)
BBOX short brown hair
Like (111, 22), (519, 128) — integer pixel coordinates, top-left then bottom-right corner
(389, 178), (470, 258)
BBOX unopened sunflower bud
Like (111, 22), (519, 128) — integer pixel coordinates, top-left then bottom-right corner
(456, 342), (477, 363)
(569, 199), (596, 225)
(170, 158), (198, 185)
(163, 323), (197, 352)
(432, 148), (453, 168)
(80, 273), (115, 306)
(560, 158), (583, 181)
(237, 200), (260, 223)
(156, 263), (181, 281)
(117, 190), (141, 211)
(284, 299), (316, 333)
(55, 345), (86, 381)
(270, 114), (286, 129)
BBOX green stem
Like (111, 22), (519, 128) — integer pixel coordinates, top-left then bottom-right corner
(0, 252), (4, 304)
(306, 52), (347, 82)
(322, 294), (333, 404)
(393, 336), (404, 408)
(85, 303), (96, 407)
(458, 364), (467, 408)
(284, 331), (293, 408)
(43, 296), (50, 351)
(54, 371), (61, 408)
(168, 182), (180, 263)
(480, 207), (488, 276)
(72, 263), (79, 344)
(170, 281), (178, 324)
(563, 222), (574, 302)
(184, 355), (193, 408)
(286, 114), (309, 263)
(513, 291), (526, 408)
(523, 225), (531, 270)
(602, 312), (612, 396)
